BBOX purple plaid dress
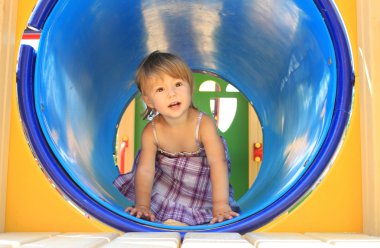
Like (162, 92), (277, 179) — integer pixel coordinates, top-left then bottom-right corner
(113, 112), (240, 225)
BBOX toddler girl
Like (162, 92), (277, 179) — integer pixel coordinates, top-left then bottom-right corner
(113, 51), (239, 225)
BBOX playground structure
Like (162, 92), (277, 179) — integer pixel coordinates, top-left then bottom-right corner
(1, 0), (379, 237)
(16, 0), (354, 233)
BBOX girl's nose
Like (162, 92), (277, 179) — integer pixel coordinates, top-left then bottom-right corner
(167, 87), (176, 97)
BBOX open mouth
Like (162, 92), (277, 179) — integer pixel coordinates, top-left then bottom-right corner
(168, 101), (181, 109)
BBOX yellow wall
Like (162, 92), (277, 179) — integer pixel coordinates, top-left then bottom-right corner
(5, 0), (112, 232)
(6, 0), (361, 232)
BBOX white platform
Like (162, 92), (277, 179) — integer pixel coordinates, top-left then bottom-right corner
(101, 232), (181, 248)
(182, 232), (254, 248)
(244, 232), (332, 247)
(20, 233), (118, 248)
(0, 232), (59, 247)
(305, 233), (380, 247)
(0, 232), (379, 247)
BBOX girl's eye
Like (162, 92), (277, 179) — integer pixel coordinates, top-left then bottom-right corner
(156, 87), (164, 92)
(175, 82), (183, 87)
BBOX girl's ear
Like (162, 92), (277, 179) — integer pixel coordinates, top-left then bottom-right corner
(142, 95), (154, 108)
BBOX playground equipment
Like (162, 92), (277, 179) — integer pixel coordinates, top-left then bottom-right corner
(17, 0), (353, 233)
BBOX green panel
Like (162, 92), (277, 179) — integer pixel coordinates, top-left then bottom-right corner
(193, 73), (249, 199)
(134, 94), (148, 156)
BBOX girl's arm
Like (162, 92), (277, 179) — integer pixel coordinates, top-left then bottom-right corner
(200, 115), (239, 224)
(125, 123), (157, 221)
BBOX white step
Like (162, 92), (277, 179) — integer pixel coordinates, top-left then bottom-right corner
(20, 232), (118, 248)
(0, 232), (59, 247)
(244, 232), (332, 247)
(305, 232), (380, 247)
(181, 232), (254, 248)
(56, 233), (119, 242)
(0, 245), (12, 248)
(101, 232), (181, 248)
(1, 232), (380, 247)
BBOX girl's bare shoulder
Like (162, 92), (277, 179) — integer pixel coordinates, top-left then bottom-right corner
(200, 113), (217, 129)
(141, 121), (156, 147)
(199, 113), (219, 141)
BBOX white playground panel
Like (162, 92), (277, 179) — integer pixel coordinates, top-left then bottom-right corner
(0, 232), (379, 247)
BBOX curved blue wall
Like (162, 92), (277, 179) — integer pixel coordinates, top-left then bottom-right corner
(17, 0), (354, 233)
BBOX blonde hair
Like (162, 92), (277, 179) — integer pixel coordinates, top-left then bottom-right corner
(136, 51), (195, 120)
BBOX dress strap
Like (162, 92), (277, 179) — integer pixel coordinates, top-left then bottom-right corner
(195, 112), (203, 148)
(151, 119), (160, 148)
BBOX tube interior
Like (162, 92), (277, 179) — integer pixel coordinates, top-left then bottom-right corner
(34, 0), (336, 230)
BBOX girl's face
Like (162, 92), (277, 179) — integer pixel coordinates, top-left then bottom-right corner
(142, 73), (192, 120)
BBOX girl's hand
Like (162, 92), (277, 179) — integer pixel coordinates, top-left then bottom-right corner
(125, 205), (156, 222)
(210, 204), (239, 224)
